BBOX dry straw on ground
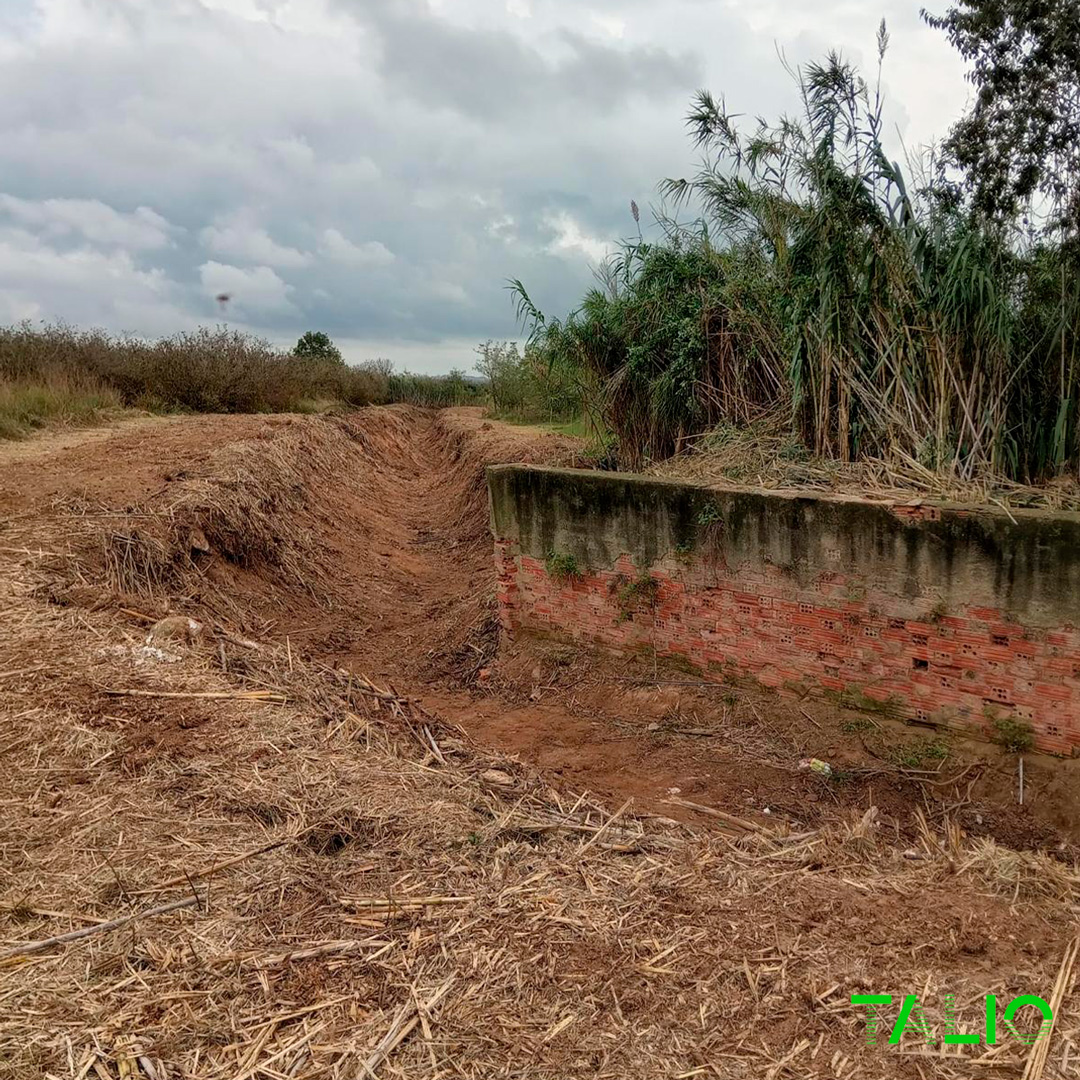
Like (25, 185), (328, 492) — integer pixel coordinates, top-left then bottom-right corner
(651, 419), (1080, 514)
(1, 409), (1079, 1079)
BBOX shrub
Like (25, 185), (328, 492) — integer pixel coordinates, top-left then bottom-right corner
(992, 716), (1035, 753)
(545, 551), (581, 582)
(509, 37), (1080, 484)
(293, 330), (343, 364)
(475, 339), (583, 427)
(0, 323), (485, 437)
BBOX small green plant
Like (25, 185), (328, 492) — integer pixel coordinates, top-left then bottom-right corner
(891, 744), (923, 768)
(830, 688), (907, 721)
(674, 539), (695, 560)
(663, 652), (699, 676)
(614, 571), (660, 623)
(889, 735), (950, 768)
(580, 434), (619, 471)
(992, 716), (1035, 753)
(545, 550), (580, 582)
(695, 501), (725, 560)
(927, 598), (949, 623)
(696, 502), (723, 527)
(778, 436), (810, 462)
(923, 738), (949, 761)
(841, 717), (874, 734)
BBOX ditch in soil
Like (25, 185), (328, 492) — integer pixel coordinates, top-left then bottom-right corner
(6, 405), (1072, 854)
(4, 406), (1080, 1078)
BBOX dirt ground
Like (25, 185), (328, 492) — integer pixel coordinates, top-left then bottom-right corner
(2, 406), (1079, 1079)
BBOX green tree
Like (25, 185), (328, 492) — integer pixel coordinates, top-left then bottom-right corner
(923, 0), (1080, 230)
(474, 340), (521, 414)
(293, 330), (344, 364)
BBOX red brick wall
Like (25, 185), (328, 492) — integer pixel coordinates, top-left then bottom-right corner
(493, 533), (1080, 757)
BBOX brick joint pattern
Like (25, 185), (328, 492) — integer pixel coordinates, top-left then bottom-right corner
(493, 541), (1080, 755)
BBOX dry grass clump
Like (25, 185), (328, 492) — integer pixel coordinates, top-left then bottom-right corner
(960, 836), (1080, 903)
(4, 595), (1078, 1078)
(0, 369), (123, 439)
(99, 415), (369, 597)
(651, 418), (1080, 512)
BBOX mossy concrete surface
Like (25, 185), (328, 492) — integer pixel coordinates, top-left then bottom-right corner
(487, 464), (1080, 627)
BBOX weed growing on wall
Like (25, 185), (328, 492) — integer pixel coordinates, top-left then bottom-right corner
(545, 551), (581, 583)
(614, 572), (660, 624)
(695, 500), (725, 560)
(991, 715), (1035, 753)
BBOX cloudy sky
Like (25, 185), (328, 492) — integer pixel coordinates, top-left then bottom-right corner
(0, 0), (969, 372)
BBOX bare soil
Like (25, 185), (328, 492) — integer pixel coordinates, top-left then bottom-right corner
(2, 406), (1079, 1079)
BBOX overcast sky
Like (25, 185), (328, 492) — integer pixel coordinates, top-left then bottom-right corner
(0, 0), (969, 373)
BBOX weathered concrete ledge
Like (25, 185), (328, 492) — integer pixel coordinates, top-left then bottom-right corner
(489, 463), (1080, 754)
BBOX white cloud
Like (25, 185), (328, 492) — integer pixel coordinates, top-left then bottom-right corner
(0, 0), (971, 371)
(200, 218), (311, 268)
(323, 157), (382, 186)
(486, 214), (517, 243)
(590, 14), (626, 39)
(263, 135), (316, 170)
(544, 210), (614, 264)
(430, 280), (470, 305)
(198, 261), (296, 315)
(0, 227), (187, 334)
(318, 229), (395, 267)
(0, 194), (176, 250)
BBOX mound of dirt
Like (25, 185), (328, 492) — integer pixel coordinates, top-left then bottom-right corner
(9, 406), (577, 669)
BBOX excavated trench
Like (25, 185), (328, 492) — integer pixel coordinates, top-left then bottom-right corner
(246, 408), (1080, 853)
(4, 404), (1079, 849)
(7, 407), (1080, 1078)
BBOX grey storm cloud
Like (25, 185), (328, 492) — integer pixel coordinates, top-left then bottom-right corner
(0, 0), (967, 371)
(356, 0), (696, 119)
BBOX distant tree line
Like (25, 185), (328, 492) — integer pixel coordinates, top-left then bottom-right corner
(0, 323), (484, 438)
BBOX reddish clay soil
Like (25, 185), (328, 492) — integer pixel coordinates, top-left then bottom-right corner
(4, 407), (1080, 1079)
(0, 413), (275, 510)
(2, 406), (1077, 856)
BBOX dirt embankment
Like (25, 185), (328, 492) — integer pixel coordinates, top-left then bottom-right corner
(2, 407), (1080, 1079)
(12, 405), (1072, 852)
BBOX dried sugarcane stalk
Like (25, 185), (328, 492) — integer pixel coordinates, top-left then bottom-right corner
(0, 896), (200, 962)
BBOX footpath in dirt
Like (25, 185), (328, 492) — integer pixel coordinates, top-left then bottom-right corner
(2, 406), (1079, 1079)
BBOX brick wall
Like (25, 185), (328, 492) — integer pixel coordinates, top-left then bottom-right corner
(489, 465), (1080, 755)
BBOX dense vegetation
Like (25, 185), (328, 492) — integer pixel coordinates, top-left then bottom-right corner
(511, 10), (1080, 482)
(0, 324), (481, 437)
(473, 340), (584, 428)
